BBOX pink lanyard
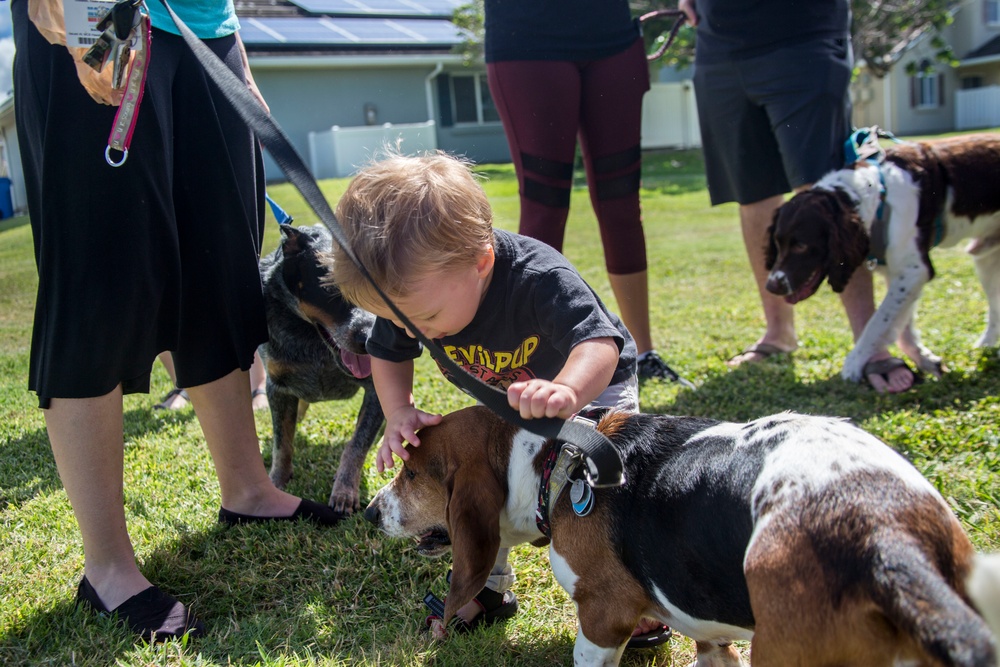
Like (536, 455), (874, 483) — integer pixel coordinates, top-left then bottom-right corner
(105, 15), (151, 167)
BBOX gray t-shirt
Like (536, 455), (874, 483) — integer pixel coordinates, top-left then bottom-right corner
(367, 229), (637, 393)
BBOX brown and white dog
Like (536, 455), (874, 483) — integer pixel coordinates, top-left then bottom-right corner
(764, 133), (1000, 383)
(365, 405), (1000, 667)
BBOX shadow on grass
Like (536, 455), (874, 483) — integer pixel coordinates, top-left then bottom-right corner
(0, 515), (591, 667)
(644, 347), (1000, 426)
(0, 215), (29, 235)
(0, 404), (201, 510)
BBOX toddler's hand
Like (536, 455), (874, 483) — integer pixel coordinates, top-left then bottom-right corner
(507, 380), (578, 420)
(376, 405), (442, 472)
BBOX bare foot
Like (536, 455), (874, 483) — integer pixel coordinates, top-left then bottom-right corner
(726, 341), (795, 368)
(863, 354), (916, 394)
(153, 388), (189, 410)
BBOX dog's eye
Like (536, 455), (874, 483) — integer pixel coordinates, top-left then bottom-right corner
(792, 242), (810, 254)
(404, 467), (416, 480)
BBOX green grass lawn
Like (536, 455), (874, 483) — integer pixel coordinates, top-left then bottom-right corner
(1, 143), (998, 666)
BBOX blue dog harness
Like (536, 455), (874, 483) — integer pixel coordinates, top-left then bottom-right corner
(844, 127), (944, 267)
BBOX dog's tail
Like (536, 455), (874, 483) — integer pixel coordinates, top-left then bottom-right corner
(869, 535), (998, 667)
(968, 553), (1000, 665)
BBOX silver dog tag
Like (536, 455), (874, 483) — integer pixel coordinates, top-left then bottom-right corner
(570, 478), (594, 516)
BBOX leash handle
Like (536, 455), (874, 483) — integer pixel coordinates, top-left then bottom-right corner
(639, 9), (687, 62)
(156, 0), (625, 488)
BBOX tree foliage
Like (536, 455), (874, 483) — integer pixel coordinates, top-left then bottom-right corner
(453, 0), (959, 78)
(851, 0), (957, 76)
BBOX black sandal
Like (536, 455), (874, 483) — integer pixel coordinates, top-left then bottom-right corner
(153, 387), (189, 410)
(76, 576), (204, 642)
(423, 573), (518, 633)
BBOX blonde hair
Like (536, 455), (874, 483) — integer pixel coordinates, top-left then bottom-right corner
(328, 150), (495, 311)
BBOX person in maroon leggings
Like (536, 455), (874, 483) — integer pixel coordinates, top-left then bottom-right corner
(485, 0), (692, 389)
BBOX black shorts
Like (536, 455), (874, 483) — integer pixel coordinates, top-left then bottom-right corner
(692, 37), (853, 206)
(13, 0), (267, 407)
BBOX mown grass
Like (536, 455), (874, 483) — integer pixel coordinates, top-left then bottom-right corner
(1, 138), (998, 666)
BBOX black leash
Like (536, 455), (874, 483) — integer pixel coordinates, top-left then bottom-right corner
(155, 0), (625, 488)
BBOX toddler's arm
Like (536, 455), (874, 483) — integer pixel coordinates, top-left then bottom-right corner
(372, 357), (442, 472)
(507, 337), (619, 419)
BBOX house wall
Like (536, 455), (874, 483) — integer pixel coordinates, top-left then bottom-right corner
(951, 0), (1000, 61)
(853, 0), (1000, 137)
(253, 65), (435, 181)
(251, 60), (510, 181)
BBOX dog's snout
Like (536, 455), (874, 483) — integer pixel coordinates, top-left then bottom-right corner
(766, 270), (792, 296)
(363, 503), (381, 526)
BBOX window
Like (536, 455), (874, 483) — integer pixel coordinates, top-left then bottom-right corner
(962, 76), (984, 90)
(450, 74), (500, 125)
(987, 0), (1000, 25)
(910, 59), (943, 109)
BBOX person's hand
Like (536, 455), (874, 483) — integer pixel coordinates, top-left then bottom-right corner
(376, 405), (442, 472)
(678, 0), (699, 26)
(507, 379), (578, 420)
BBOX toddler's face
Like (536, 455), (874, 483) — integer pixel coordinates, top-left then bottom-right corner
(369, 248), (494, 340)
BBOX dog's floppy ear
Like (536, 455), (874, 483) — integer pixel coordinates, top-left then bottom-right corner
(764, 209), (781, 271)
(442, 459), (505, 625)
(826, 190), (870, 292)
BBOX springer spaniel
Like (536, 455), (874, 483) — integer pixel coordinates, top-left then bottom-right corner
(765, 133), (1000, 383)
(365, 406), (1000, 667)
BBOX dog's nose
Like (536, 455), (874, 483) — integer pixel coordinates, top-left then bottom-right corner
(766, 271), (791, 296)
(363, 504), (381, 526)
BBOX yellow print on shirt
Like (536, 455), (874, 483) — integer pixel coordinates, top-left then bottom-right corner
(439, 336), (540, 388)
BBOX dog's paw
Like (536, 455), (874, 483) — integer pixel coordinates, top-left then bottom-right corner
(428, 618), (449, 641)
(329, 484), (360, 516)
(975, 329), (999, 348)
(841, 357), (865, 383)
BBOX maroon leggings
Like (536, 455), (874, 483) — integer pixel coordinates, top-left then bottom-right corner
(487, 38), (650, 274)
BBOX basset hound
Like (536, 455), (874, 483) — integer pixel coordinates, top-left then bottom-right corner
(364, 405), (1000, 667)
(765, 132), (1000, 384)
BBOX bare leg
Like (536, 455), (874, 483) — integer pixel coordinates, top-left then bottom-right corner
(185, 367), (299, 516)
(249, 349), (269, 411)
(608, 271), (653, 354)
(45, 389), (151, 610)
(154, 353), (189, 410)
(727, 195), (797, 366)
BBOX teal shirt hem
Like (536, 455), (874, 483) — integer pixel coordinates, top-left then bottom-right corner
(145, 1), (240, 39)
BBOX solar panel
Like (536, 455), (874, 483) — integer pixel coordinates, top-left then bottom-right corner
(286, 0), (464, 19)
(239, 16), (464, 46)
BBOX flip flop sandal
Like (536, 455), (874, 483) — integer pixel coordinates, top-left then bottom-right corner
(626, 622), (672, 649)
(861, 357), (924, 389)
(423, 576), (518, 634)
(153, 387), (189, 410)
(726, 343), (790, 366)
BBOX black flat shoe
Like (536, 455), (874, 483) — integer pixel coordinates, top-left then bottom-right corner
(217, 498), (343, 526)
(76, 576), (204, 642)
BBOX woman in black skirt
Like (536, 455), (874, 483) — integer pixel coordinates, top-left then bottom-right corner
(13, 0), (339, 641)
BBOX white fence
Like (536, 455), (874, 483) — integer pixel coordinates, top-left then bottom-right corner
(308, 121), (438, 179)
(641, 81), (701, 150)
(956, 86), (1000, 131)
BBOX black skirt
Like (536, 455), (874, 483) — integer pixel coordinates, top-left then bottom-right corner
(13, 0), (268, 407)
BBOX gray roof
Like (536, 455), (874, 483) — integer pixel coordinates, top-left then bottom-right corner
(964, 34), (1000, 60)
